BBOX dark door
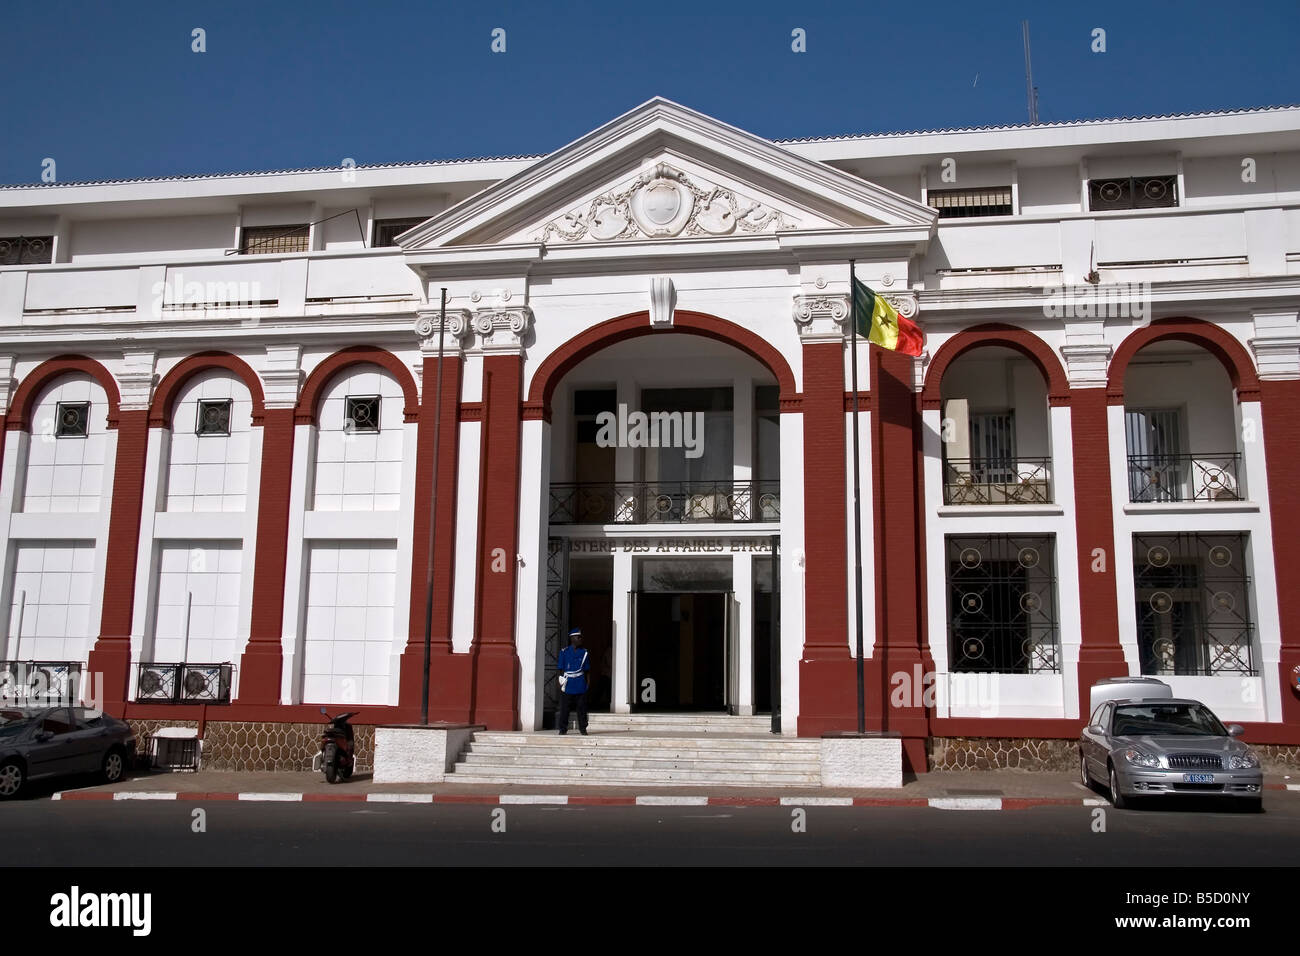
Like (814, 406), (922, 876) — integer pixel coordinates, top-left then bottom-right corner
(633, 592), (726, 712)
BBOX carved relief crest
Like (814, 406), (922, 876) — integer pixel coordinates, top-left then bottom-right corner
(534, 162), (792, 243)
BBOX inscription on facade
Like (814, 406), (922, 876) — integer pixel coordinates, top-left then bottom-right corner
(566, 537), (773, 554)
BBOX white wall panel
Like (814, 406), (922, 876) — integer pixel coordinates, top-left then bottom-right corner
(22, 376), (110, 514)
(301, 540), (397, 705)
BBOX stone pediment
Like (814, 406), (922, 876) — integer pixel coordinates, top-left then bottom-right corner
(399, 97), (936, 253)
(523, 160), (804, 245)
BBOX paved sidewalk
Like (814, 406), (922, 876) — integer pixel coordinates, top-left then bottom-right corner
(42, 768), (1300, 809)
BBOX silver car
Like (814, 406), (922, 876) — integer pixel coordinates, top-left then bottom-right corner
(1079, 697), (1263, 811)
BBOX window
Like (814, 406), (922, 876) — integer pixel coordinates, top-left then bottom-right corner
(371, 217), (425, 247)
(344, 395), (381, 433)
(74, 708), (105, 729)
(970, 410), (1016, 483)
(239, 224), (309, 255)
(54, 402), (89, 438)
(1133, 532), (1254, 676)
(0, 235), (54, 265)
(927, 186), (1012, 218)
(1088, 175), (1178, 211)
(195, 398), (233, 436)
(1126, 408), (1184, 502)
(41, 710), (74, 736)
(947, 534), (1059, 673)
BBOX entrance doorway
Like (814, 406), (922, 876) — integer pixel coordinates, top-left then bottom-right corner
(633, 592), (728, 712)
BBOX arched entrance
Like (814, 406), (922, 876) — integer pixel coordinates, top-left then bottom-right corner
(521, 312), (797, 730)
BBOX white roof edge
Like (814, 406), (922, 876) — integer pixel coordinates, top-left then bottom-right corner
(3, 101), (1296, 204)
(784, 105), (1300, 160)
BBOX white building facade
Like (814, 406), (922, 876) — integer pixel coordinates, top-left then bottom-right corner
(2, 98), (1299, 770)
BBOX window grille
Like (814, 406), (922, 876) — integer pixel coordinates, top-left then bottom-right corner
(196, 399), (233, 436)
(55, 402), (89, 438)
(946, 534), (1060, 673)
(0, 235), (54, 264)
(344, 395), (381, 433)
(1133, 533), (1254, 675)
(239, 224), (309, 255)
(371, 217), (425, 247)
(927, 186), (1013, 218)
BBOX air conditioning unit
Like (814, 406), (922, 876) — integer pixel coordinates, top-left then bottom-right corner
(180, 664), (231, 703)
(137, 664), (174, 701)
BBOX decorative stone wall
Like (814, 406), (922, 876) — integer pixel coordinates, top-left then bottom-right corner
(1256, 744), (1300, 773)
(198, 722), (376, 772)
(929, 737), (1078, 771)
(930, 737), (1300, 772)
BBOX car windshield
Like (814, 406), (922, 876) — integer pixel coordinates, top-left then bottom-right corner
(1112, 703), (1227, 737)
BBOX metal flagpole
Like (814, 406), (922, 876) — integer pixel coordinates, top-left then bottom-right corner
(850, 261), (866, 735)
(420, 288), (448, 725)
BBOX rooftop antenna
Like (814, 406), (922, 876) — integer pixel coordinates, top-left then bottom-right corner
(1022, 20), (1040, 125)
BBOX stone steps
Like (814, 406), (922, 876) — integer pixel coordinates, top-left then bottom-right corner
(447, 724), (823, 787)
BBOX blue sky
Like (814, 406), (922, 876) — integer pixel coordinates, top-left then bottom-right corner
(2, 0), (1297, 185)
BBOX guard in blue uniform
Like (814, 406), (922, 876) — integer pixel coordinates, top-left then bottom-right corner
(557, 627), (590, 735)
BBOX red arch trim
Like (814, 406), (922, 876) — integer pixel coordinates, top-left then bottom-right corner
(295, 346), (420, 425)
(7, 355), (122, 431)
(921, 324), (1070, 410)
(149, 352), (268, 428)
(523, 310), (801, 420)
(1106, 318), (1260, 404)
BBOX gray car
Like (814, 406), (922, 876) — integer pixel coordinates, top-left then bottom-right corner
(0, 706), (136, 799)
(1079, 697), (1263, 811)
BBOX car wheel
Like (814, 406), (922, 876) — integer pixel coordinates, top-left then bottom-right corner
(1242, 798), (1264, 814)
(0, 760), (24, 800)
(1079, 751), (1092, 789)
(1108, 764), (1128, 809)
(101, 749), (125, 785)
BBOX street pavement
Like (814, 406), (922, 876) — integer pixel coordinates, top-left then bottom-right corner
(5, 782), (1299, 866)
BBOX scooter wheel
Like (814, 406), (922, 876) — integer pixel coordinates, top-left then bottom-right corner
(322, 744), (339, 784)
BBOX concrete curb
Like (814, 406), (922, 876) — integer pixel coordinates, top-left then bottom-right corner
(48, 790), (1126, 809)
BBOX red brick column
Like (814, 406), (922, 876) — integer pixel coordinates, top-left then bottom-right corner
(797, 340), (853, 735)
(871, 348), (929, 771)
(238, 408), (296, 704)
(400, 354), (470, 721)
(470, 356), (523, 729)
(1072, 389), (1128, 708)
(86, 409), (150, 708)
(1260, 380), (1300, 725)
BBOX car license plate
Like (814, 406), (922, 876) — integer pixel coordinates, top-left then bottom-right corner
(1183, 773), (1215, 784)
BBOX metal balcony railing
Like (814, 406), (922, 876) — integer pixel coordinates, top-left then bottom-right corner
(136, 663), (233, 704)
(943, 458), (1052, 505)
(1127, 453), (1242, 503)
(548, 481), (780, 525)
(0, 661), (83, 704)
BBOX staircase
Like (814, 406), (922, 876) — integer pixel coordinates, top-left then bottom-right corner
(446, 715), (822, 788)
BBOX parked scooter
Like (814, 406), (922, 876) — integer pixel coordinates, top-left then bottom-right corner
(313, 707), (358, 783)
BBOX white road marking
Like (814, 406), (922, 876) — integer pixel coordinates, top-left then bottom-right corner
(114, 792), (177, 800)
(366, 793), (433, 803)
(498, 794), (569, 805)
(635, 796), (709, 806)
(778, 796), (853, 806)
(237, 792), (303, 801)
(928, 797), (1003, 810)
